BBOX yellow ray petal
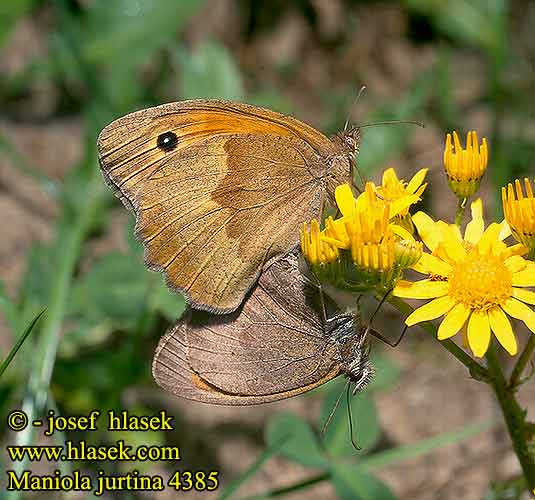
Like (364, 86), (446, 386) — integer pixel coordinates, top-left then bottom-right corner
(393, 280), (449, 299)
(412, 252), (452, 276)
(437, 302), (470, 340)
(488, 307), (517, 355)
(436, 222), (467, 262)
(467, 310), (491, 357)
(504, 255), (527, 273)
(512, 287), (535, 305)
(406, 168), (428, 194)
(511, 266), (535, 287)
(335, 183), (357, 217)
(503, 243), (528, 258)
(501, 297), (535, 334)
(382, 167), (399, 187)
(391, 195), (420, 218)
(405, 296), (455, 326)
(478, 222), (503, 254)
(390, 224), (414, 241)
(498, 220), (511, 241)
(412, 211), (441, 251)
(464, 198), (484, 244)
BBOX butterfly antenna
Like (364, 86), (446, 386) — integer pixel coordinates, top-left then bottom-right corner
(347, 382), (361, 451)
(344, 85), (367, 132)
(358, 120), (424, 129)
(322, 379), (351, 436)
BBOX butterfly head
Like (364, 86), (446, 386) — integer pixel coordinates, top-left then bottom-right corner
(327, 313), (374, 393)
(333, 127), (361, 162)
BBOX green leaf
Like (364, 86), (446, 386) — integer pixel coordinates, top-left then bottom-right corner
(80, 0), (205, 67)
(321, 389), (381, 456)
(405, 0), (506, 55)
(265, 412), (327, 468)
(177, 41), (244, 100)
(71, 252), (148, 327)
(331, 463), (397, 500)
(360, 420), (494, 470)
(149, 282), (186, 322)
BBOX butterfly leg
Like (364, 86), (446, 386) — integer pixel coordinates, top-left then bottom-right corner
(366, 288), (408, 348)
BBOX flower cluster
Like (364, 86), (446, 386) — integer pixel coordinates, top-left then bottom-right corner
(300, 129), (535, 358)
(300, 169), (426, 294)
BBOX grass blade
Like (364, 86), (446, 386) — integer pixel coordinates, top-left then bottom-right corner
(0, 308), (45, 378)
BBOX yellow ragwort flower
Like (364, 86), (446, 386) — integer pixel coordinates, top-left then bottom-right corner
(502, 178), (535, 255)
(300, 218), (338, 265)
(376, 167), (428, 217)
(444, 130), (489, 198)
(394, 199), (535, 357)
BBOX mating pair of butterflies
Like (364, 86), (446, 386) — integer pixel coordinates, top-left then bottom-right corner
(97, 99), (375, 405)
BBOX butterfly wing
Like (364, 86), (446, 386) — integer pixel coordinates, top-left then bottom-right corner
(152, 253), (341, 405)
(98, 99), (348, 313)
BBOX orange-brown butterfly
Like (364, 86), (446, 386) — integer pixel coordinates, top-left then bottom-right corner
(152, 251), (375, 405)
(97, 99), (360, 313)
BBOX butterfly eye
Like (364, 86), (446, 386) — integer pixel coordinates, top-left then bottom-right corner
(157, 131), (178, 152)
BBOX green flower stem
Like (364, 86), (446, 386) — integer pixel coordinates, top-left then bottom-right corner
(454, 197), (468, 227)
(486, 342), (535, 491)
(388, 297), (489, 381)
(510, 336), (535, 389)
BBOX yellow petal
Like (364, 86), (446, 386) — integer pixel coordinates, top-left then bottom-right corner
(412, 211), (441, 251)
(437, 302), (470, 340)
(406, 168), (428, 194)
(512, 266), (535, 287)
(498, 220), (511, 241)
(412, 252), (452, 276)
(450, 223), (462, 241)
(435, 222), (467, 262)
(467, 310), (491, 357)
(504, 255), (527, 273)
(478, 222), (503, 254)
(393, 279), (449, 299)
(405, 296), (456, 326)
(464, 198), (485, 244)
(512, 287), (535, 305)
(335, 184), (356, 217)
(488, 307), (517, 355)
(382, 167), (399, 188)
(390, 195), (420, 218)
(501, 297), (535, 333)
(503, 243), (528, 258)
(390, 224), (414, 241)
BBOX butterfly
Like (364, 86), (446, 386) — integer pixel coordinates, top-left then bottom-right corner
(152, 251), (375, 405)
(97, 99), (360, 314)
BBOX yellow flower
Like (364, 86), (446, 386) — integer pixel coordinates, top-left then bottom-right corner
(300, 219), (338, 265)
(444, 131), (489, 198)
(502, 178), (535, 255)
(394, 199), (535, 357)
(376, 167), (428, 217)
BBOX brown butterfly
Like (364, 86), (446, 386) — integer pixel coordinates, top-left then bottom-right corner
(152, 251), (374, 405)
(97, 99), (360, 313)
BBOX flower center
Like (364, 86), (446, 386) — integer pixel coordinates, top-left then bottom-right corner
(448, 250), (512, 311)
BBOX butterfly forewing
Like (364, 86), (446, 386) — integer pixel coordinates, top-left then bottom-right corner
(97, 99), (352, 313)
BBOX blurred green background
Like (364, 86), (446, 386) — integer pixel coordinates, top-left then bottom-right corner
(0, 1), (534, 498)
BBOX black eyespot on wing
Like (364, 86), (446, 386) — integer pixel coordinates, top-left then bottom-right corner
(157, 131), (179, 152)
